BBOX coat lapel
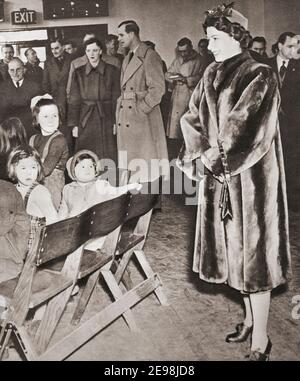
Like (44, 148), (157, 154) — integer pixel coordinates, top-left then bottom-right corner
(284, 59), (298, 83)
(121, 53), (143, 86)
(203, 52), (253, 135)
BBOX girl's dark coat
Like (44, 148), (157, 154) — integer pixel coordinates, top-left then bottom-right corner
(179, 52), (291, 293)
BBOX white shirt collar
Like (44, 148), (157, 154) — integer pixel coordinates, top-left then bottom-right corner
(277, 55), (289, 71)
(131, 45), (139, 55)
(13, 78), (24, 88)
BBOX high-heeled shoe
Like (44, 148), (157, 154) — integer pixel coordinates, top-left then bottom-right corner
(225, 322), (253, 343)
(247, 337), (272, 361)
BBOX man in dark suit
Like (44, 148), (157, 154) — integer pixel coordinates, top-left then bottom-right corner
(24, 48), (43, 85)
(251, 36), (269, 59)
(0, 44), (15, 81)
(249, 36), (270, 65)
(43, 38), (73, 150)
(104, 34), (124, 69)
(268, 32), (300, 211)
(0, 58), (42, 138)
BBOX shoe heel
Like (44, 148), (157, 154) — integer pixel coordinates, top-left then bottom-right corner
(248, 337), (272, 361)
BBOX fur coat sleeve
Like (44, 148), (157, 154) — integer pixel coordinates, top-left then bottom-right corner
(219, 67), (280, 176)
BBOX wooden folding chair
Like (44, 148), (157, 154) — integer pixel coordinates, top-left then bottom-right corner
(0, 193), (130, 360)
(100, 178), (169, 331)
(0, 210), (88, 360)
(34, 188), (163, 361)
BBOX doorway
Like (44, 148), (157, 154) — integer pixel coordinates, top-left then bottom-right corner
(46, 24), (108, 56)
(0, 24), (108, 65)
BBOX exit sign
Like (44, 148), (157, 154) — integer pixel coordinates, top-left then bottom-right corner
(11, 8), (37, 25)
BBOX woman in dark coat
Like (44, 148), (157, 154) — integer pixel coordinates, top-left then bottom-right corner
(68, 38), (120, 166)
(178, 3), (291, 361)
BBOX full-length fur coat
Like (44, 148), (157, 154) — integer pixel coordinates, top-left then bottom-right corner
(178, 52), (291, 293)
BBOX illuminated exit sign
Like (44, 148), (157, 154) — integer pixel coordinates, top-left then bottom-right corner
(11, 8), (37, 25)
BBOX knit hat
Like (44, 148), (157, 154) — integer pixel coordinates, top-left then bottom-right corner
(66, 150), (100, 181)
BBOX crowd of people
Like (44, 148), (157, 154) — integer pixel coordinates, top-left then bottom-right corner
(0, 7), (299, 361)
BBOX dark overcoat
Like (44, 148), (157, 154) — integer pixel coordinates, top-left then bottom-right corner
(0, 78), (42, 138)
(25, 62), (43, 85)
(68, 60), (120, 164)
(43, 52), (73, 121)
(178, 52), (291, 293)
(268, 56), (300, 210)
(116, 43), (169, 181)
(0, 180), (30, 283)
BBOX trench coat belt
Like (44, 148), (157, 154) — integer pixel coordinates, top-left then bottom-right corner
(81, 100), (108, 129)
(121, 90), (147, 100)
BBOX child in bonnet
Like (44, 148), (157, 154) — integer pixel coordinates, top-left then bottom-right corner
(58, 149), (141, 219)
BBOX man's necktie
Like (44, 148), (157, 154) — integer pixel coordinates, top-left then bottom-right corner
(128, 51), (134, 63)
(57, 57), (63, 70)
(16, 81), (20, 88)
(279, 61), (287, 79)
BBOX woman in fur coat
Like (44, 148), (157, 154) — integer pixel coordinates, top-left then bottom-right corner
(178, 4), (291, 361)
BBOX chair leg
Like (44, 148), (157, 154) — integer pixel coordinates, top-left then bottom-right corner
(134, 250), (169, 306)
(0, 325), (12, 360)
(33, 285), (73, 354)
(12, 325), (38, 361)
(101, 264), (139, 332)
(71, 271), (100, 326)
(112, 258), (134, 290)
(121, 268), (134, 290)
(114, 251), (134, 284)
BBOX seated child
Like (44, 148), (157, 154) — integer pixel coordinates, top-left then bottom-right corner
(7, 145), (59, 322)
(7, 145), (58, 251)
(57, 150), (141, 297)
(59, 150), (141, 219)
(58, 149), (141, 261)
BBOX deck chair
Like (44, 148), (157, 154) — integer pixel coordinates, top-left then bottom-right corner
(100, 177), (169, 331)
(0, 192), (130, 361)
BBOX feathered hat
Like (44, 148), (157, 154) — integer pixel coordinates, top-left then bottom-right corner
(205, 2), (248, 30)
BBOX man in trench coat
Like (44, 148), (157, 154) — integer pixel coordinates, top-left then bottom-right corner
(116, 20), (169, 183)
